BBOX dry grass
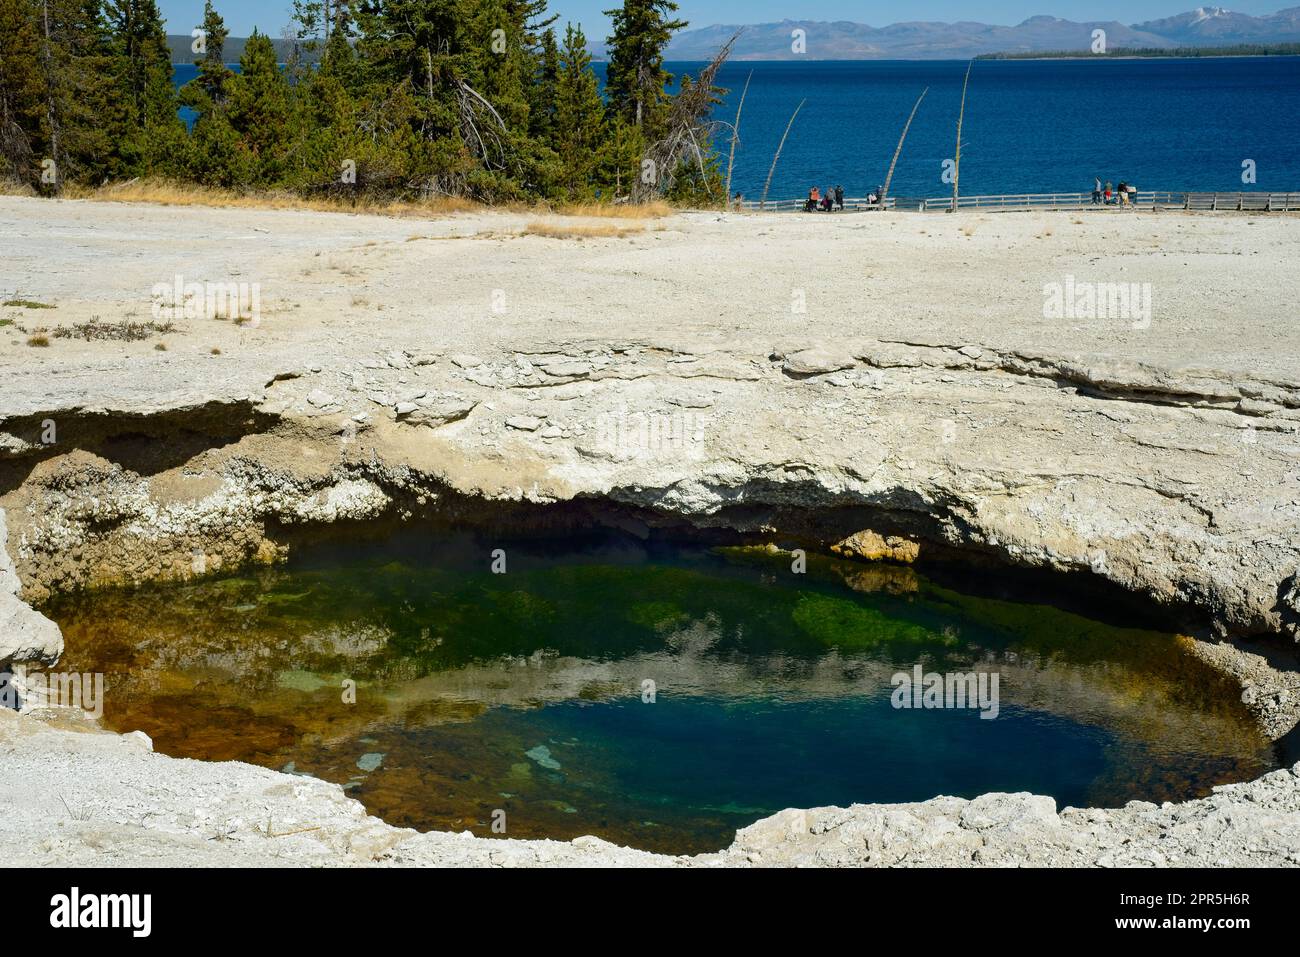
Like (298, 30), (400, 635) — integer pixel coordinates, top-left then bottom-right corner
(53, 179), (480, 218)
(3, 177), (678, 222)
(27, 334), (49, 347)
(521, 221), (645, 240)
(552, 200), (672, 219)
(409, 228), (518, 242)
(3, 298), (55, 309)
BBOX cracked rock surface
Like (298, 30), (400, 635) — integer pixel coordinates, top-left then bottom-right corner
(2, 196), (1299, 866)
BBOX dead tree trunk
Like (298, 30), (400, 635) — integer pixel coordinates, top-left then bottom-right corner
(724, 70), (752, 210)
(881, 87), (928, 206)
(760, 98), (804, 210)
(951, 60), (972, 213)
(39, 0), (60, 193)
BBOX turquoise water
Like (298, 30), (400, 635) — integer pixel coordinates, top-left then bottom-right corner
(51, 531), (1275, 854)
(172, 56), (1300, 198)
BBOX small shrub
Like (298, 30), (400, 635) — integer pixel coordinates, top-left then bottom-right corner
(54, 318), (176, 341)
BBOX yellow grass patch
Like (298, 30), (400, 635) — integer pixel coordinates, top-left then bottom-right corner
(521, 221), (645, 240)
(46, 179), (479, 218)
(552, 200), (672, 219)
(2, 177), (677, 222)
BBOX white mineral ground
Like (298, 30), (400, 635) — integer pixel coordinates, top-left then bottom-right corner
(2, 195), (1299, 866)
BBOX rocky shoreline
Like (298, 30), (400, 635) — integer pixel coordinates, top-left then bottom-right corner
(3, 196), (1299, 866)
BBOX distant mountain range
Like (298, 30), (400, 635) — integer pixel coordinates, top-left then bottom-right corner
(170, 7), (1300, 65)
(632, 6), (1300, 60)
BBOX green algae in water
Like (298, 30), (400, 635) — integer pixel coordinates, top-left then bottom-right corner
(47, 530), (1277, 855)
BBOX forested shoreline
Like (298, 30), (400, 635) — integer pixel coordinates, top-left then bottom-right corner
(0, 0), (727, 205)
(978, 42), (1300, 59)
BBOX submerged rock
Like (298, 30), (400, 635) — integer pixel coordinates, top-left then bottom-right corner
(357, 752), (384, 772)
(525, 745), (561, 770)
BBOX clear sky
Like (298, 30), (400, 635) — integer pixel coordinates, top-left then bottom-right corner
(155, 1), (1289, 42)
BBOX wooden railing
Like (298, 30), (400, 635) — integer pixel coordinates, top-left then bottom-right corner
(737, 191), (1300, 213)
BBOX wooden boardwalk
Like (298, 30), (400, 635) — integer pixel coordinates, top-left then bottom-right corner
(738, 191), (1300, 213)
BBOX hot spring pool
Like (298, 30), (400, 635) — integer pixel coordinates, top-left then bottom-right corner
(47, 530), (1275, 854)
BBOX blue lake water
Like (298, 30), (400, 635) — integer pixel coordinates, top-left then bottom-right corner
(701, 57), (1300, 200)
(172, 56), (1300, 199)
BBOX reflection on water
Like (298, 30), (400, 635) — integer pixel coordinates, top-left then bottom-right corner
(47, 531), (1275, 855)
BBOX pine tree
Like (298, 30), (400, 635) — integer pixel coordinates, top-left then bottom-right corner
(21, 0), (121, 190)
(180, 2), (238, 186)
(355, 0), (463, 140)
(598, 111), (643, 201)
(319, 1), (360, 92)
(0, 0), (45, 183)
(528, 24), (558, 141)
(465, 0), (529, 133)
(105, 0), (185, 176)
(354, 0), (471, 193)
(295, 1), (366, 193)
(602, 0), (685, 145)
(226, 30), (293, 186)
(0, 0), (720, 206)
(551, 23), (604, 197)
(190, 0), (232, 104)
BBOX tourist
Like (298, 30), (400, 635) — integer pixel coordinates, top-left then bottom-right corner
(1104, 181), (1113, 204)
(821, 189), (834, 211)
(1092, 177), (1102, 205)
(1117, 181), (1128, 206)
(807, 186), (820, 212)
(1126, 182), (1137, 207)
(834, 185), (844, 210)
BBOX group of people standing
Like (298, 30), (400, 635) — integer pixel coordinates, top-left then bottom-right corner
(806, 185), (846, 211)
(1093, 177), (1138, 207)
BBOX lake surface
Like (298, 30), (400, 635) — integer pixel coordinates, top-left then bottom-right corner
(702, 57), (1300, 199)
(172, 56), (1300, 201)
(172, 55), (1300, 201)
(49, 530), (1275, 854)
